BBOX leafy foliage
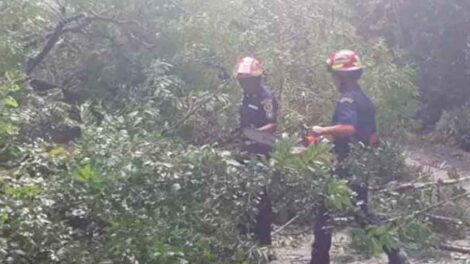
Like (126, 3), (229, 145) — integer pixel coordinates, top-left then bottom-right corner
(0, 0), (461, 263)
(350, 223), (398, 257)
(344, 141), (467, 258)
(344, 141), (411, 186)
(0, 112), (341, 263)
(353, 0), (470, 127)
(435, 102), (470, 151)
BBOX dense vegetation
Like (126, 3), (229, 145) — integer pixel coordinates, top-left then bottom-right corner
(0, 0), (468, 263)
(353, 0), (470, 144)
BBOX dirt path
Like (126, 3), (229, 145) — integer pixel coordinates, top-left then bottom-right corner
(272, 142), (470, 264)
(405, 143), (470, 190)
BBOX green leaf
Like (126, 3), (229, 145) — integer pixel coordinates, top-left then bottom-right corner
(326, 179), (353, 210)
(48, 146), (67, 159)
(7, 83), (21, 92)
(74, 164), (102, 187)
(3, 96), (18, 108)
(0, 121), (15, 135)
(5, 185), (41, 199)
(0, 213), (9, 225)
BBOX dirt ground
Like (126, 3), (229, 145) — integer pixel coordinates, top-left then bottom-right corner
(271, 142), (470, 264)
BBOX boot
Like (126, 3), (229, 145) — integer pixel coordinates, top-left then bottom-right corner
(388, 249), (410, 264)
(254, 189), (272, 245)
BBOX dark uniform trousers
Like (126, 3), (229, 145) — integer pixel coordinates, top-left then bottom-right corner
(311, 171), (402, 263)
(254, 186), (273, 245)
(236, 166), (273, 246)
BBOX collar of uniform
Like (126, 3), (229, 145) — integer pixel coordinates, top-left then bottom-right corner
(244, 87), (265, 99)
(340, 83), (361, 95)
(348, 83), (361, 91)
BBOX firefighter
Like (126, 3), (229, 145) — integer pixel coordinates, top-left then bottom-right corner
(310, 50), (409, 264)
(235, 56), (278, 245)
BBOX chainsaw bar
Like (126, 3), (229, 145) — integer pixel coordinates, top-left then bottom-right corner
(242, 128), (277, 147)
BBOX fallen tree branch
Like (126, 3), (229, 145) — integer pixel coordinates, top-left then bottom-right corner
(26, 5), (161, 76)
(26, 22), (65, 75)
(25, 7), (150, 76)
(272, 215), (300, 236)
(388, 191), (470, 223)
(276, 226), (312, 236)
(424, 213), (465, 226)
(162, 80), (231, 135)
(26, 14), (86, 75)
(371, 176), (470, 193)
(439, 244), (470, 255)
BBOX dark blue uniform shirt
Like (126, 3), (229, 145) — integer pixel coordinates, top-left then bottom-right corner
(240, 87), (278, 155)
(332, 85), (377, 159)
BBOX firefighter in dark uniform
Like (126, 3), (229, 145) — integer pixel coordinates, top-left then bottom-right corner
(309, 50), (409, 264)
(235, 56), (278, 245)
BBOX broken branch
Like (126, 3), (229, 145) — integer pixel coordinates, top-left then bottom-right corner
(272, 215), (300, 236)
(162, 80), (231, 135)
(439, 244), (470, 255)
(371, 176), (470, 193)
(424, 214), (465, 226)
(26, 22), (65, 75)
(26, 13), (86, 75)
(388, 191), (470, 223)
